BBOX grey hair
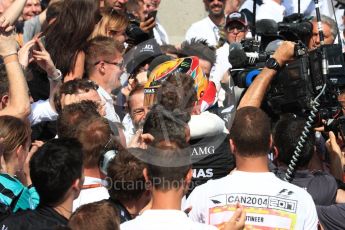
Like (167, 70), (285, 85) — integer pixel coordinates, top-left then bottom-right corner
(313, 15), (338, 40)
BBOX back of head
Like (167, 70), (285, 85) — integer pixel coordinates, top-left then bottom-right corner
(85, 36), (124, 76)
(107, 148), (147, 203)
(180, 38), (216, 67)
(54, 79), (99, 114)
(146, 145), (191, 191)
(157, 72), (197, 115)
(46, 1), (63, 23)
(273, 115), (315, 168)
(30, 138), (83, 206)
(143, 104), (189, 147)
(230, 107), (271, 156)
(57, 100), (101, 139)
(0, 115), (31, 162)
(68, 200), (120, 230)
(76, 117), (121, 168)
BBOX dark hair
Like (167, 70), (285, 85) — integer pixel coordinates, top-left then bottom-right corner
(76, 117), (123, 168)
(68, 200), (120, 230)
(160, 44), (179, 57)
(46, 1), (63, 22)
(180, 38), (216, 67)
(57, 100), (101, 139)
(0, 64), (9, 99)
(146, 145), (191, 191)
(143, 104), (189, 147)
(44, 0), (100, 77)
(107, 148), (147, 203)
(54, 79), (99, 114)
(85, 36), (124, 75)
(230, 107), (271, 156)
(157, 73), (196, 116)
(273, 115), (315, 168)
(29, 138), (83, 205)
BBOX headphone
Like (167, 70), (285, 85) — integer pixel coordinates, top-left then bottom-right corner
(99, 135), (118, 175)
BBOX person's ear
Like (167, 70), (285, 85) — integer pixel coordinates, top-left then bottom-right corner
(143, 168), (149, 182)
(15, 145), (24, 159)
(273, 146), (279, 160)
(185, 168), (193, 185)
(1, 95), (9, 108)
(99, 62), (106, 75)
(71, 178), (83, 198)
(229, 139), (236, 155)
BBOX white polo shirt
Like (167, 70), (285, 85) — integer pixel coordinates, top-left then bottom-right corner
(185, 16), (221, 47)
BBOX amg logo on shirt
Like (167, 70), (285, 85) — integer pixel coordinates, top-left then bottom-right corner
(191, 146), (215, 156)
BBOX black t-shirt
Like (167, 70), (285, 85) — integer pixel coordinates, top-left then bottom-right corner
(274, 168), (338, 206)
(0, 206), (68, 230)
(317, 204), (345, 230)
(188, 133), (235, 196)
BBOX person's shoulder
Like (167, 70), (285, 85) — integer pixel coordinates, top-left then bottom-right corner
(275, 176), (315, 199)
(0, 209), (34, 228)
(120, 218), (139, 230)
(188, 17), (211, 29)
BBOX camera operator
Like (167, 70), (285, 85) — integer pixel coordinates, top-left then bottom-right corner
(308, 14), (337, 50)
(210, 11), (249, 92)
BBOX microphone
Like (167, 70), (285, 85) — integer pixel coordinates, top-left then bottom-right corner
(228, 42), (247, 69)
(256, 19), (278, 36)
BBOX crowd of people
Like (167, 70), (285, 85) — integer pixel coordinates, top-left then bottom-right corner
(0, 0), (344, 229)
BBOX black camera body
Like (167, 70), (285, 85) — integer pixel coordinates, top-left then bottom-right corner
(126, 13), (151, 45)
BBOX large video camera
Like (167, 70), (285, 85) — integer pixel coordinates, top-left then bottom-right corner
(229, 14), (345, 117)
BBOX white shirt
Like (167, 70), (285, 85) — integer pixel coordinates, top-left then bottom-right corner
(188, 111), (228, 140)
(29, 99), (58, 126)
(73, 176), (109, 212)
(153, 19), (169, 45)
(185, 171), (318, 229)
(121, 209), (217, 230)
(210, 42), (231, 91)
(122, 113), (135, 146)
(97, 86), (120, 123)
(185, 17), (221, 47)
(256, 0), (286, 22)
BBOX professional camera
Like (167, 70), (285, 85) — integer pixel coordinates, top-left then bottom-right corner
(229, 14), (345, 116)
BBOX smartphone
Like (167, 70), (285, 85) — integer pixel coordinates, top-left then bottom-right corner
(146, 11), (157, 20)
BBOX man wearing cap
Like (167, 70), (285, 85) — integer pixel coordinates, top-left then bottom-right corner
(210, 11), (249, 92)
(185, 0), (226, 47)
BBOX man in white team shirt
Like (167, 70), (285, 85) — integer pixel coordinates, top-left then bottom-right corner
(185, 0), (226, 47)
(185, 106), (318, 229)
(121, 142), (245, 230)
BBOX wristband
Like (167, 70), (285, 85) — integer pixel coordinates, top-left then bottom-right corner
(2, 53), (18, 64)
(49, 69), (62, 81)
